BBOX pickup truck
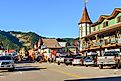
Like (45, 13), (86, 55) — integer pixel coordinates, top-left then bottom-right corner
(97, 50), (121, 69)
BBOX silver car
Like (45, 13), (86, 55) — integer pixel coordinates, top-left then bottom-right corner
(0, 56), (15, 72)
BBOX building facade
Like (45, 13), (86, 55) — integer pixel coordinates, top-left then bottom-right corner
(79, 6), (121, 56)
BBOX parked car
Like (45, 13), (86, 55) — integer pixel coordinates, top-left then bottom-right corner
(97, 50), (121, 69)
(64, 55), (73, 65)
(56, 55), (66, 65)
(0, 56), (15, 72)
(72, 56), (84, 66)
(83, 55), (97, 67)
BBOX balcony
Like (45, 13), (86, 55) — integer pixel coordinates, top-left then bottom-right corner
(110, 37), (117, 43)
(89, 40), (100, 48)
(117, 38), (121, 43)
(85, 43), (90, 49)
(82, 36), (121, 50)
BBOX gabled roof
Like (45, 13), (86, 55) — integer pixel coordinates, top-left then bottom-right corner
(91, 8), (121, 27)
(79, 6), (92, 24)
(42, 39), (62, 49)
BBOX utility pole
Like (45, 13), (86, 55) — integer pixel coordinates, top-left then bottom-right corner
(7, 44), (9, 54)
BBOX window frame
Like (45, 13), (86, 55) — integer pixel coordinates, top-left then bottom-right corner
(103, 21), (109, 28)
(117, 16), (121, 23)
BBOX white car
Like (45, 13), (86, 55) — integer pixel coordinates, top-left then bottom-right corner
(0, 56), (15, 72)
(72, 56), (83, 66)
(56, 55), (66, 65)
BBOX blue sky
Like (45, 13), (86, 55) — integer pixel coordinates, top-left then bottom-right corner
(0, 0), (120, 38)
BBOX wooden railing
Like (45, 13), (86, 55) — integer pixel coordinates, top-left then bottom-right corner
(82, 35), (121, 50)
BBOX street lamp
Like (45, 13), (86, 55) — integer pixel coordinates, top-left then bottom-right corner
(7, 44), (9, 54)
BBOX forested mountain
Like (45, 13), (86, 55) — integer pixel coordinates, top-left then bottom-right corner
(0, 31), (44, 50)
(9, 31), (44, 50)
(0, 30), (22, 50)
(0, 30), (77, 51)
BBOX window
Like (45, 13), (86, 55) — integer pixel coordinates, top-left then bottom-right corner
(117, 16), (121, 23)
(93, 27), (96, 31)
(103, 21), (108, 27)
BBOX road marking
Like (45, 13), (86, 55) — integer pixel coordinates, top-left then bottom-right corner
(49, 69), (86, 78)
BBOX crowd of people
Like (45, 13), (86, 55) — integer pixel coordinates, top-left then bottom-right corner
(13, 49), (58, 64)
(28, 50), (57, 63)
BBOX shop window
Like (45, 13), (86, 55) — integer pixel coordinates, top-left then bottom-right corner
(117, 16), (121, 23)
(103, 21), (108, 27)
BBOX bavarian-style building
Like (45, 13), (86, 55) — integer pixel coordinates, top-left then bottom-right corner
(78, 5), (121, 56)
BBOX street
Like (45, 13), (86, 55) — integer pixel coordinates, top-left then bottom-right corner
(0, 62), (121, 81)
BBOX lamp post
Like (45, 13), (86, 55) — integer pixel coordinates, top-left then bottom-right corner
(7, 44), (9, 54)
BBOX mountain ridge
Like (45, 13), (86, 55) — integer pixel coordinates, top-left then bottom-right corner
(0, 30), (77, 51)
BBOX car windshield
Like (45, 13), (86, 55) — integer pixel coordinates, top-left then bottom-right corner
(104, 51), (119, 56)
(0, 56), (12, 60)
(85, 55), (97, 60)
(65, 55), (72, 58)
(85, 56), (93, 60)
(75, 56), (82, 59)
(56, 56), (59, 58)
(60, 56), (66, 58)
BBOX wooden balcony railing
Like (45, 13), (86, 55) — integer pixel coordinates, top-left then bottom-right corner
(110, 37), (117, 43)
(117, 38), (121, 43)
(82, 36), (121, 50)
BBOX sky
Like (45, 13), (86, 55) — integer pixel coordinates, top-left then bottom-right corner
(0, 0), (120, 38)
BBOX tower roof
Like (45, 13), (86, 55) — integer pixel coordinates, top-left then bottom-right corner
(79, 6), (92, 24)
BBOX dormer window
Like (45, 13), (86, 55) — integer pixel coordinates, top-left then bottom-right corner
(103, 21), (108, 27)
(117, 16), (121, 23)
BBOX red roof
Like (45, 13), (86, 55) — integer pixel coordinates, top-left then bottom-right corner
(5, 50), (16, 53)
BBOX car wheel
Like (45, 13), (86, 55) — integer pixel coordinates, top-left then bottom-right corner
(116, 63), (120, 69)
(73, 64), (75, 66)
(57, 61), (60, 65)
(86, 65), (88, 67)
(99, 64), (103, 69)
(65, 63), (68, 66)
(8, 67), (15, 72)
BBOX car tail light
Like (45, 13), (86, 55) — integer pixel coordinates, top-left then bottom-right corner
(80, 59), (83, 62)
(93, 59), (97, 62)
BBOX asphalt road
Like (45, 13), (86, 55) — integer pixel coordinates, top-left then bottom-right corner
(0, 62), (121, 81)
